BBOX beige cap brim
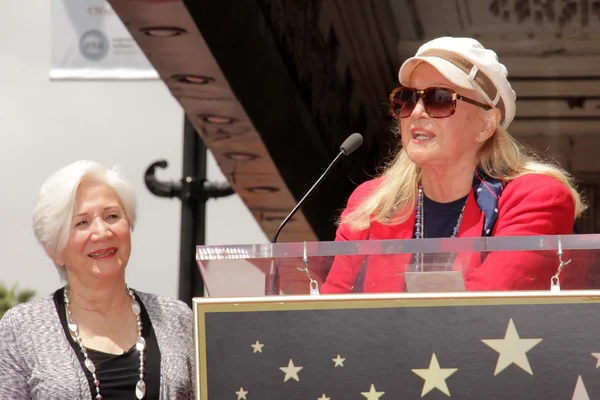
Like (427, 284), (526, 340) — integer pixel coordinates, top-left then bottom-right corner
(398, 56), (476, 92)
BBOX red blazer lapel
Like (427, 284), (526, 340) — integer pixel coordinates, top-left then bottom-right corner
(370, 210), (416, 240)
(454, 190), (484, 275)
(365, 209), (416, 292)
(457, 190), (484, 237)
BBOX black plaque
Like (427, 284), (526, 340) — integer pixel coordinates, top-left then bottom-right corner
(194, 291), (600, 399)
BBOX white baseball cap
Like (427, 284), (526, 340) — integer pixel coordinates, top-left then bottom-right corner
(398, 37), (517, 129)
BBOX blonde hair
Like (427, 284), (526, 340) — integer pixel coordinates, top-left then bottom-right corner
(342, 124), (586, 231)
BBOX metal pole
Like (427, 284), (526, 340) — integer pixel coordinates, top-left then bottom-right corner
(144, 116), (234, 307)
(178, 116), (207, 306)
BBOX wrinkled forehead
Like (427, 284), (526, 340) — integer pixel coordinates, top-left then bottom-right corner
(73, 178), (123, 212)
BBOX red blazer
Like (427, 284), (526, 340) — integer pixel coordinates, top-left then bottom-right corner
(321, 173), (585, 293)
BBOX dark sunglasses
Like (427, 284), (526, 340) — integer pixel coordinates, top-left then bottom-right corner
(389, 86), (492, 119)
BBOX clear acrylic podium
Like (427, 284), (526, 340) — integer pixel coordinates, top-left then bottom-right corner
(195, 234), (600, 297)
(192, 235), (600, 399)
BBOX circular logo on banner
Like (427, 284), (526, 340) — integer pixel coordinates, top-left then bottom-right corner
(79, 29), (109, 61)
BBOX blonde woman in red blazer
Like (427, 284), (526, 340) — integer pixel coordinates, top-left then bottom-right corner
(322, 37), (586, 294)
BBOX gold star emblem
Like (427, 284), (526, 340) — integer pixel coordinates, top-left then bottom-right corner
(411, 353), (457, 397)
(361, 384), (385, 399)
(332, 354), (345, 367)
(482, 318), (543, 375)
(279, 359), (303, 382)
(592, 353), (600, 368)
(235, 387), (248, 400)
(251, 340), (264, 353)
(318, 394), (331, 400)
(572, 376), (590, 400)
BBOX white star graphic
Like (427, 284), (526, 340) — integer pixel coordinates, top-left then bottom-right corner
(361, 384), (385, 399)
(481, 318), (543, 375)
(279, 359), (303, 382)
(332, 354), (345, 367)
(411, 353), (457, 397)
(592, 353), (600, 368)
(317, 394), (331, 400)
(235, 387), (248, 400)
(572, 376), (590, 400)
(250, 340), (264, 353)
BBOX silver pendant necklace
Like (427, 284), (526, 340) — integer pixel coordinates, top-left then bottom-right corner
(64, 285), (147, 399)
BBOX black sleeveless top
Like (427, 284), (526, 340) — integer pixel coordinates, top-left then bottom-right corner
(53, 288), (161, 399)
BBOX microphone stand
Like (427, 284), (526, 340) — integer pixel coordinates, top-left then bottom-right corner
(271, 151), (344, 244)
(265, 133), (363, 295)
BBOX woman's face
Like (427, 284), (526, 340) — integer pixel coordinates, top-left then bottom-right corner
(400, 63), (493, 170)
(55, 179), (132, 284)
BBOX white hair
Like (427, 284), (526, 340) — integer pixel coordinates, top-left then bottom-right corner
(32, 160), (137, 280)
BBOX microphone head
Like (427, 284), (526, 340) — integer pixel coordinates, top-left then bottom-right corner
(340, 133), (363, 155)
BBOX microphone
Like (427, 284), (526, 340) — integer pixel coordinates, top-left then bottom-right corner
(265, 132), (364, 295)
(271, 132), (364, 243)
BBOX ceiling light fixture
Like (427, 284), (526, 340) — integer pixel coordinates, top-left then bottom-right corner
(172, 74), (215, 85)
(201, 128), (246, 143)
(246, 186), (279, 194)
(199, 115), (237, 125)
(223, 152), (259, 161)
(264, 215), (292, 222)
(140, 27), (186, 37)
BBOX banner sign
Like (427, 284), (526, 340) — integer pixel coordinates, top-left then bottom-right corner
(50, 0), (158, 80)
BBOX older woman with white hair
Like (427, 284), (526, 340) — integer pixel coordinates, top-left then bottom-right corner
(0, 161), (194, 399)
(322, 36), (587, 294)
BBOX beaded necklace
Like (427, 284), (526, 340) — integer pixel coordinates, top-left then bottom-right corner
(414, 185), (467, 271)
(64, 285), (147, 399)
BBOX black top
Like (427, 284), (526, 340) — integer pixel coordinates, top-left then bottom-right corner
(53, 288), (161, 399)
(412, 194), (469, 271)
(420, 194), (469, 239)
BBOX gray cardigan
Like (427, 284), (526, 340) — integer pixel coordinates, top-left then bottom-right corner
(0, 290), (195, 399)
